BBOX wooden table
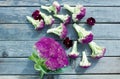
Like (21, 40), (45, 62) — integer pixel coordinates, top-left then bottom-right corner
(0, 0), (120, 79)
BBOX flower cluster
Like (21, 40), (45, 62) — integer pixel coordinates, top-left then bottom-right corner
(26, 1), (106, 79)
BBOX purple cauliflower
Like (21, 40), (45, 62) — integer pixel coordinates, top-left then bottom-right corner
(68, 41), (79, 59)
(64, 4), (86, 22)
(41, 1), (61, 14)
(29, 37), (69, 78)
(80, 51), (91, 68)
(26, 16), (44, 30)
(54, 14), (71, 25)
(89, 41), (106, 59)
(40, 12), (55, 26)
(35, 37), (69, 70)
(47, 23), (68, 39)
(73, 23), (93, 44)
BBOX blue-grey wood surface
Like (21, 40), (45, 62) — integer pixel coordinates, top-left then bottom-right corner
(0, 0), (120, 79)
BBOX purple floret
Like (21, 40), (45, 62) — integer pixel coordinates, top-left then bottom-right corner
(53, 1), (61, 14)
(64, 16), (71, 26)
(80, 33), (93, 44)
(50, 18), (55, 26)
(94, 48), (106, 59)
(60, 24), (68, 39)
(68, 54), (79, 59)
(36, 20), (45, 30)
(35, 37), (69, 70)
(76, 7), (86, 20)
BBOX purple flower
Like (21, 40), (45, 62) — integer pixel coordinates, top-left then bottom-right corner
(89, 41), (106, 59)
(80, 33), (93, 44)
(54, 14), (71, 25)
(76, 7), (86, 20)
(63, 37), (73, 48)
(80, 51), (91, 68)
(32, 10), (42, 20)
(41, 1), (61, 14)
(53, 1), (61, 14)
(26, 16), (45, 30)
(73, 23), (93, 44)
(47, 23), (68, 39)
(40, 12), (55, 26)
(34, 37), (69, 70)
(87, 17), (96, 26)
(68, 41), (79, 59)
(64, 4), (86, 22)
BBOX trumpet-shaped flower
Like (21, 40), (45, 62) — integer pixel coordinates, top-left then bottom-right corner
(40, 12), (54, 25)
(54, 14), (71, 25)
(64, 4), (86, 22)
(73, 24), (93, 44)
(68, 41), (79, 59)
(47, 23), (68, 39)
(80, 51), (91, 68)
(89, 41), (106, 59)
(41, 1), (61, 14)
(26, 16), (44, 30)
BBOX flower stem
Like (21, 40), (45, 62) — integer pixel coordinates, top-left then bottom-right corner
(41, 6), (52, 13)
(72, 41), (77, 53)
(64, 4), (74, 13)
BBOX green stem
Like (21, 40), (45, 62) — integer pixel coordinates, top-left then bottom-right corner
(71, 41), (77, 53)
(64, 4), (74, 13)
(82, 51), (87, 61)
(40, 12), (47, 19)
(41, 6), (52, 13)
(26, 16), (37, 28)
(54, 15), (64, 21)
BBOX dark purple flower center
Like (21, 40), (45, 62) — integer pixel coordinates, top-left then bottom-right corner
(32, 10), (42, 20)
(63, 37), (73, 48)
(87, 17), (96, 26)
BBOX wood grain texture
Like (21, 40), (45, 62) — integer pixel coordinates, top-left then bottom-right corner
(0, 7), (119, 23)
(0, 75), (120, 79)
(0, 24), (120, 41)
(1, 0), (120, 6)
(0, 40), (119, 57)
(0, 0), (39, 6)
(0, 57), (120, 74)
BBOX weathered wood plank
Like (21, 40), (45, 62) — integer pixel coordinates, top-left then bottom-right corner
(0, 24), (120, 40)
(0, 75), (120, 79)
(1, 0), (120, 6)
(0, 40), (120, 57)
(0, 7), (119, 23)
(0, 0), (39, 6)
(0, 57), (119, 74)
